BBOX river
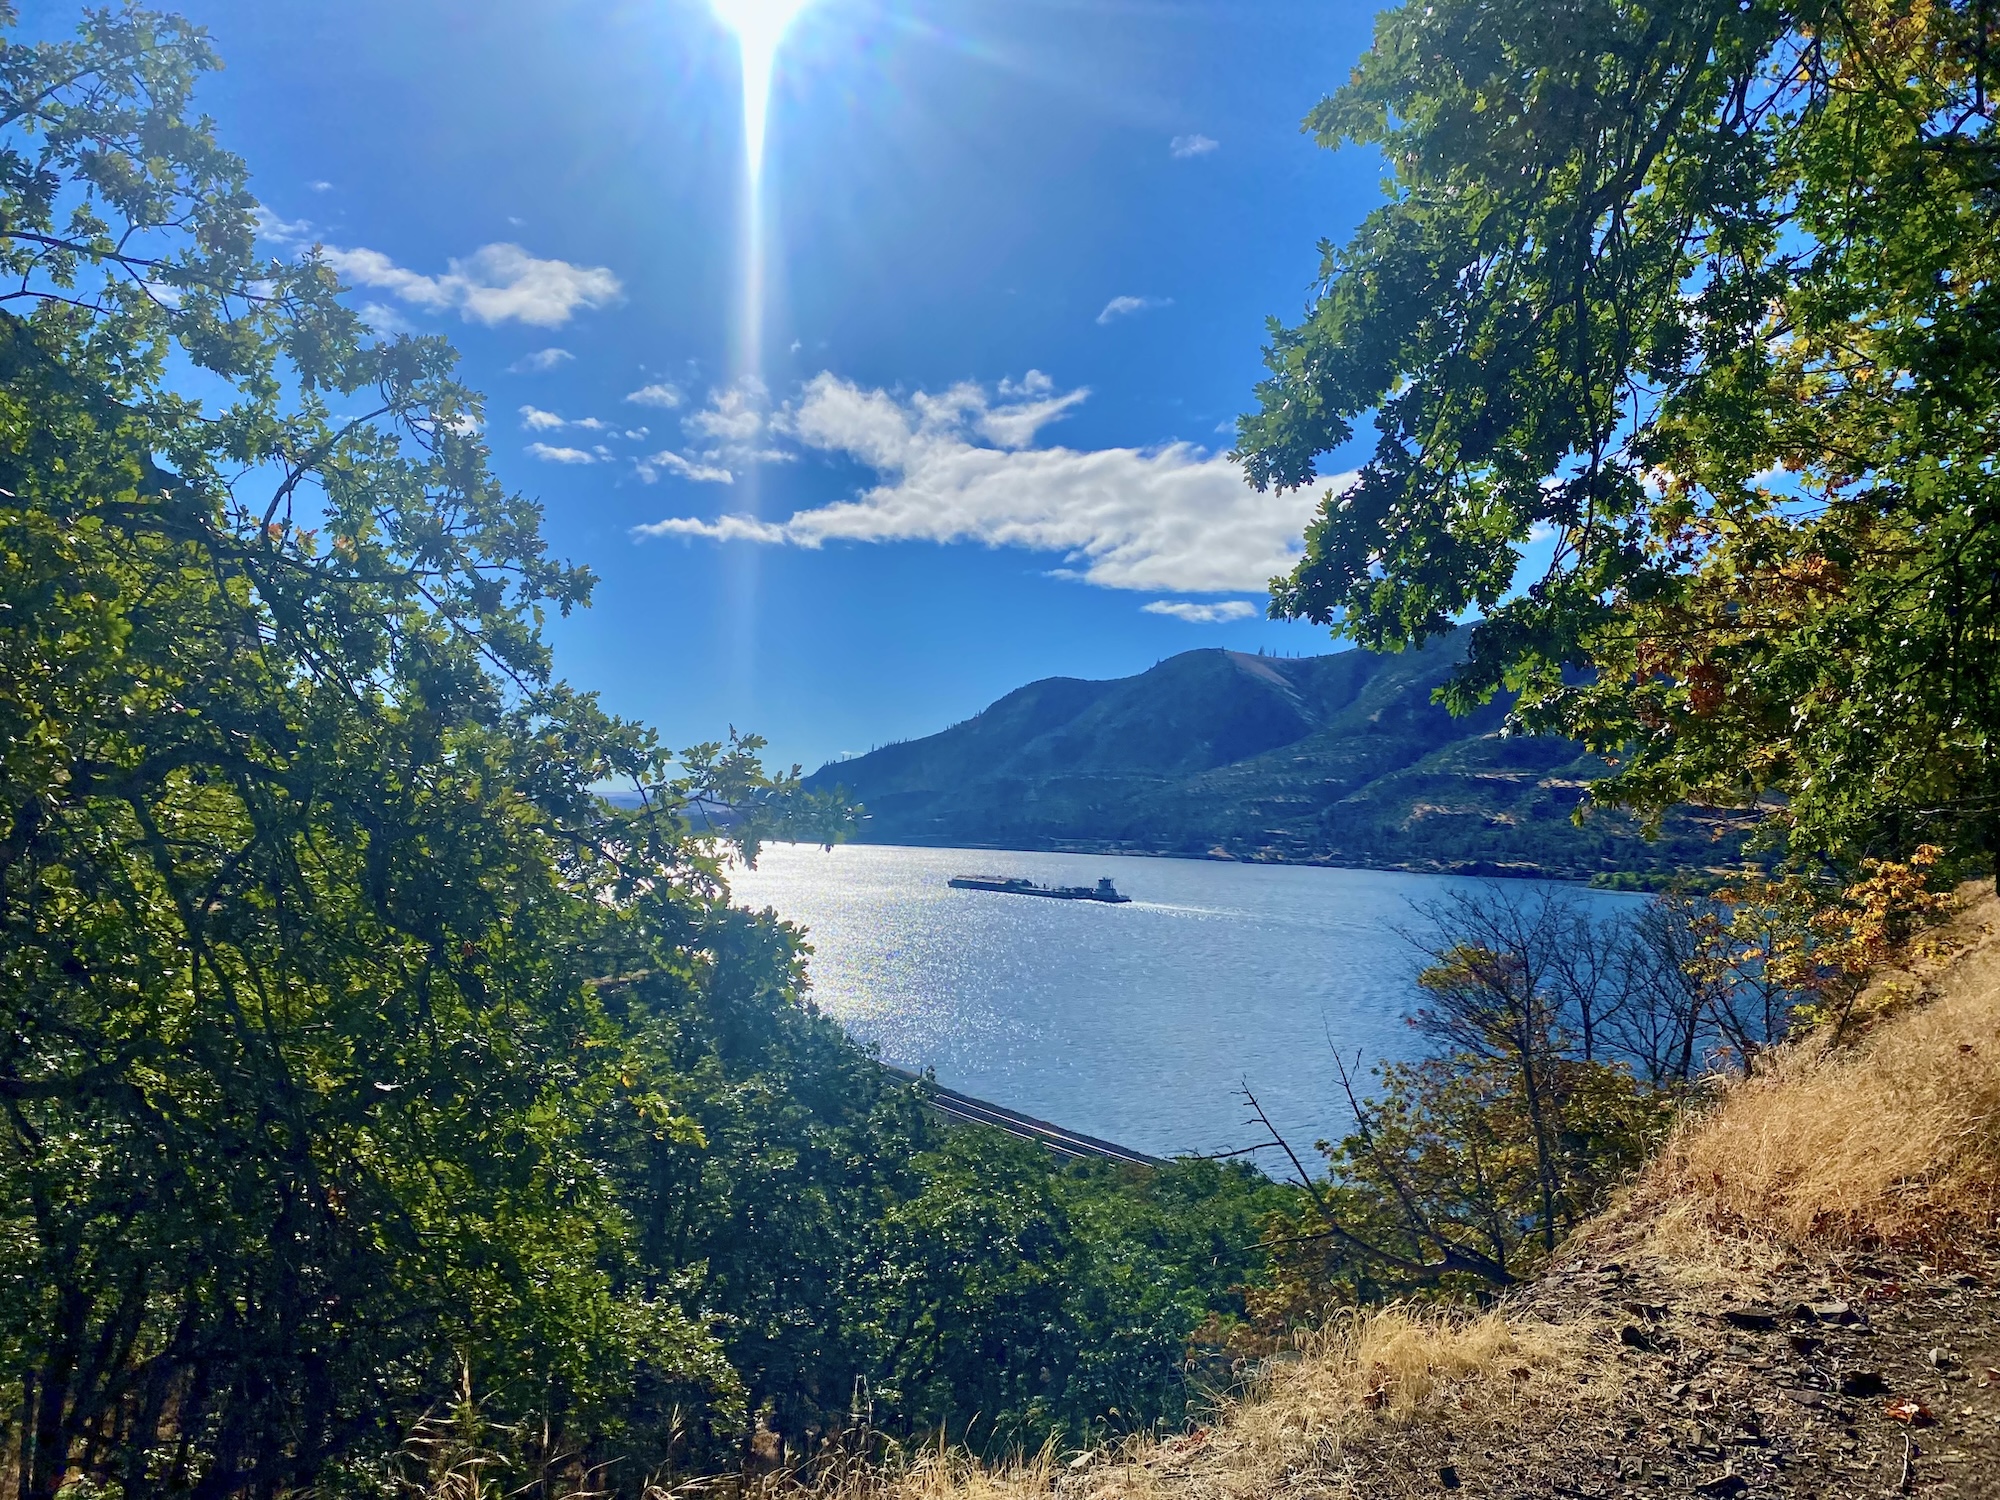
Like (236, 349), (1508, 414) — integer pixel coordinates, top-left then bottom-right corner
(729, 843), (1640, 1161)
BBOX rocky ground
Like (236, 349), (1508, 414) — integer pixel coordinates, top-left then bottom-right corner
(1330, 1219), (2000, 1498)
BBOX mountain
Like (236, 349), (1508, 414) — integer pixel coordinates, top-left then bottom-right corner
(802, 639), (1745, 879)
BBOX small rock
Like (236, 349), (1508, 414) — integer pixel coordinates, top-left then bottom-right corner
(1623, 1300), (1668, 1323)
(1620, 1323), (1659, 1351)
(1694, 1473), (1749, 1497)
(1839, 1370), (1887, 1397)
(1437, 1463), (1460, 1490)
(1786, 1332), (1823, 1355)
(1927, 1348), (1959, 1371)
(1804, 1300), (1857, 1325)
(1722, 1307), (1779, 1331)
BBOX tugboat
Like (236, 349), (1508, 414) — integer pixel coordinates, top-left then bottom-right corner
(947, 874), (1131, 904)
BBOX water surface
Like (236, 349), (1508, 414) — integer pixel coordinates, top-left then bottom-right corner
(730, 844), (1634, 1160)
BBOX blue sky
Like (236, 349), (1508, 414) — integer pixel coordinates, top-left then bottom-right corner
(26, 0), (1398, 772)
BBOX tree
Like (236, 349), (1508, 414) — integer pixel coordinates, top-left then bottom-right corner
(1238, 0), (2000, 875)
(0, 9), (822, 1493)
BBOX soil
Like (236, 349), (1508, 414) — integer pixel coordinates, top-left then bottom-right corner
(1330, 1217), (2000, 1498)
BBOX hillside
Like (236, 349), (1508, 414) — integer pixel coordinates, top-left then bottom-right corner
(805, 639), (1745, 880)
(878, 886), (2000, 1500)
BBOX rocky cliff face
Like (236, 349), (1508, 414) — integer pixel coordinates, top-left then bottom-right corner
(805, 640), (1744, 879)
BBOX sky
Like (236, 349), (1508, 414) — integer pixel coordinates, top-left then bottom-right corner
(23, 0), (1400, 772)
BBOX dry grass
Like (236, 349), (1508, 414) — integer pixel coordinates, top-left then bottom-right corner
(829, 1306), (1590, 1500)
(1647, 885), (2000, 1251)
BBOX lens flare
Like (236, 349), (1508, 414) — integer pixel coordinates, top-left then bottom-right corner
(712, 0), (812, 178)
(709, 0), (811, 720)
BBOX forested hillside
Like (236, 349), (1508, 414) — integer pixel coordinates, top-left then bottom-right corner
(807, 641), (1743, 877)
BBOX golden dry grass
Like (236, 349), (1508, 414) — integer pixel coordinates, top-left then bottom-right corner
(829, 1306), (1590, 1500)
(1647, 885), (2000, 1250)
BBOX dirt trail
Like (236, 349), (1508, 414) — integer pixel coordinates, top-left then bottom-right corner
(1310, 1228), (2000, 1497)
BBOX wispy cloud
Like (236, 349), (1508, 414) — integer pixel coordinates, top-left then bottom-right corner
(509, 347), (574, 373)
(525, 442), (603, 465)
(320, 242), (621, 328)
(357, 302), (412, 336)
(686, 382), (765, 443)
(635, 449), (735, 485)
(640, 512), (782, 541)
(519, 405), (613, 434)
(308, 179), (334, 193)
(1097, 294), (1172, 325)
(625, 382), (684, 409)
(1169, 134), (1219, 158)
(1142, 599), (1259, 623)
(252, 204), (314, 246)
(633, 372), (1330, 594)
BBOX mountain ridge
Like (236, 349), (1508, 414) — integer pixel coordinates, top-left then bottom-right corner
(803, 639), (1745, 880)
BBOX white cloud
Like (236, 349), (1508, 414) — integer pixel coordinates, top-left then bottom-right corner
(357, 302), (413, 336)
(252, 204), (313, 246)
(636, 450), (735, 485)
(1170, 134), (1220, 158)
(510, 347), (574, 373)
(1097, 295), (1172, 325)
(625, 382), (684, 409)
(632, 372), (1331, 593)
(321, 242), (621, 328)
(526, 442), (599, 465)
(637, 515), (783, 543)
(1143, 599), (1259, 623)
(521, 406), (617, 438)
(308, 179), (334, 193)
(687, 381), (766, 443)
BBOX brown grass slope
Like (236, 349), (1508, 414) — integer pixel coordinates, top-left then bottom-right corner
(884, 887), (2000, 1500)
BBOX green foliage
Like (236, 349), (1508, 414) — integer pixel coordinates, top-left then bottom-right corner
(1239, 0), (2000, 872)
(861, 1141), (1289, 1452)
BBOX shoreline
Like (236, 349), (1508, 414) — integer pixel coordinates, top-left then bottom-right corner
(812, 835), (1713, 891)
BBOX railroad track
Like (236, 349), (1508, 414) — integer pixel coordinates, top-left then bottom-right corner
(879, 1063), (1165, 1168)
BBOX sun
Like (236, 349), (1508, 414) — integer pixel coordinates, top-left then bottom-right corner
(711, 0), (814, 57)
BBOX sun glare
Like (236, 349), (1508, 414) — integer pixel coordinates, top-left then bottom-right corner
(712, 0), (813, 176)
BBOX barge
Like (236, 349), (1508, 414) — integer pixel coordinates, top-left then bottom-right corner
(947, 874), (1131, 904)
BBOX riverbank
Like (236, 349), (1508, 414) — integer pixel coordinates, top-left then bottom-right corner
(834, 832), (1731, 890)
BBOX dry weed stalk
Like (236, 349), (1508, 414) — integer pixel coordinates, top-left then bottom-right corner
(392, 1362), (613, 1500)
